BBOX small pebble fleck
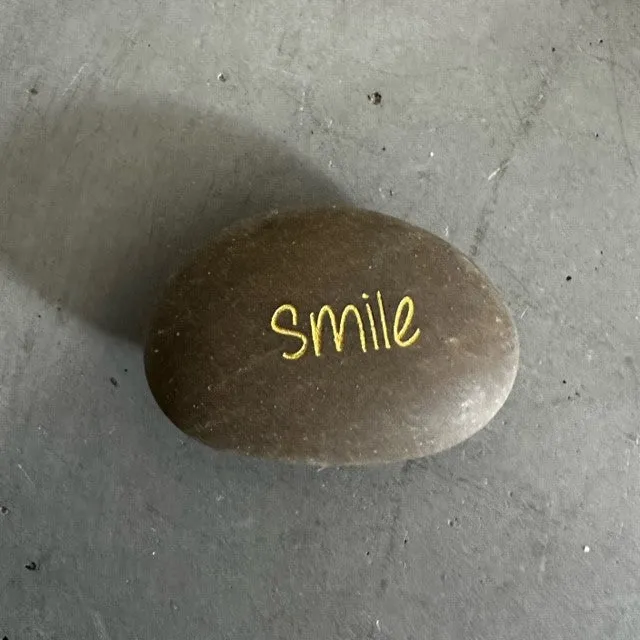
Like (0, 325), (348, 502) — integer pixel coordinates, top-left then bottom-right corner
(0, 506), (8, 514)
(110, 377), (119, 387)
(217, 72), (227, 82)
(566, 275), (572, 281)
(25, 561), (38, 571)
(29, 87), (38, 95)
(367, 91), (382, 105)
(583, 545), (590, 553)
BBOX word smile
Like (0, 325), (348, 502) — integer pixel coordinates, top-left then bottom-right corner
(270, 291), (421, 360)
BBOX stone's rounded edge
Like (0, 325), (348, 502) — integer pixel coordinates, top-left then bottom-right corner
(441, 336), (519, 457)
(177, 345), (520, 468)
(143, 333), (176, 430)
(448, 242), (521, 438)
(145, 357), (520, 467)
(143, 206), (522, 466)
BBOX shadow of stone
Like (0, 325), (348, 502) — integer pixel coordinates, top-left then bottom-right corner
(0, 94), (348, 344)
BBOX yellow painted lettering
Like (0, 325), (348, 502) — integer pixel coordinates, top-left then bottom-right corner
(376, 290), (392, 349)
(393, 296), (421, 347)
(310, 304), (367, 356)
(270, 291), (420, 360)
(362, 293), (380, 350)
(270, 304), (308, 360)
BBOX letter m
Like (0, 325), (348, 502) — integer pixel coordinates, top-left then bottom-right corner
(310, 304), (366, 356)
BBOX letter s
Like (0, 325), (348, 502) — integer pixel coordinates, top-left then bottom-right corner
(270, 304), (308, 360)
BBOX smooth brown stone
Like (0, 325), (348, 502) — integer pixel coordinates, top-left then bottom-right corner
(144, 208), (519, 465)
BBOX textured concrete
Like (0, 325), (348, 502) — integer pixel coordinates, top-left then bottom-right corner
(1, 0), (639, 638)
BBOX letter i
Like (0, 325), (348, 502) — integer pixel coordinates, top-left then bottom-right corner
(376, 291), (392, 349)
(362, 293), (380, 350)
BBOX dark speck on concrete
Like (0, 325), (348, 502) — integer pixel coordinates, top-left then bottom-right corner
(1, 505), (8, 514)
(124, 368), (128, 373)
(552, 47), (556, 52)
(563, 380), (567, 384)
(368, 91), (382, 105)
(29, 87), (38, 95)
(382, 146), (386, 151)
(25, 561), (38, 571)
(110, 377), (119, 387)
(566, 275), (572, 281)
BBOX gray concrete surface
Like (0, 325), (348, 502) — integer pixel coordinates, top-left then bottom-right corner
(1, 0), (639, 637)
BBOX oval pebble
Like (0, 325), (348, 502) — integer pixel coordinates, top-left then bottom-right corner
(145, 208), (519, 465)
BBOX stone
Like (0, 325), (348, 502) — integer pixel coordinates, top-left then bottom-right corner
(144, 207), (519, 465)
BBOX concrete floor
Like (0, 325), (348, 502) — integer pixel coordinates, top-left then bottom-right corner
(1, 0), (639, 638)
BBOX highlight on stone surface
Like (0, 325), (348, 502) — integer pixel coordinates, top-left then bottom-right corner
(144, 207), (519, 465)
